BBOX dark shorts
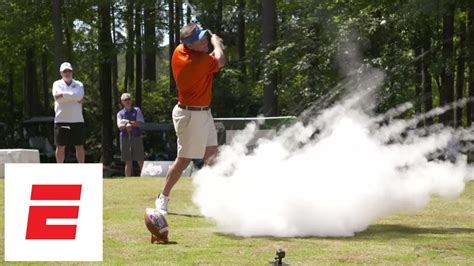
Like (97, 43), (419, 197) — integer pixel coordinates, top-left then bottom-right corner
(54, 123), (85, 146)
(120, 136), (145, 161)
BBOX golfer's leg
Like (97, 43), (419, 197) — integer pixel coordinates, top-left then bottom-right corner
(56, 145), (66, 163)
(203, 111), (218, 166)
(162, 157), (192, 196)
(75, 145), (85, 163)
(203, 146), (218, 166)
(125, 161), (132, 176)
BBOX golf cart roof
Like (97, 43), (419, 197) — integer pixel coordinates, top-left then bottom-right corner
(23, 116), (55, 124)
(142, 122), (174, 131)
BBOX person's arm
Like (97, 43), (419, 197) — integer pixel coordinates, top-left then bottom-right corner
(210, 34), (226, 68)
(117, 113), (128, 130)
(52, 82), (83, 103)
(52, 82), (67, 102)
(131, 108), (145, 127)
(62, 92), (82, 101)
(76, 84), (85, 103)
(130, 121), (142, 127)
(62, 82), (84, 102)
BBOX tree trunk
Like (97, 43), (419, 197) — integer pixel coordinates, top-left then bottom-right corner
(135, 1), (143, 107)
(111, 4), (121, 155)
(422, 23), (433, 126)
(468, 2), (474, 126)
(179, 0), (184, 28)
(144, 2), (157, 82)
(98, 3), (114, 167)
(51, 0), (63, 79)
(7, 65), (15, 147)
(111, 5), (119, 110)
(168, 0), (176, 94)
(24, 48), (39, 118)
(186, 5), (191, 24)
(439, 0), (455, 126)
(8, 65), (15, 116)
(414, 35), (422, 115)
(174, 0), (181, 51)
(62, 5), (73, 63)
(455, 17), (466, 128)
(125, 0), (135, 92)
(216, 0), (223, 35)
(238, 0), (246, 76)
(261, 0), (278, 116)
(112, 56), (119, 109)
(41, 49), (49, 115)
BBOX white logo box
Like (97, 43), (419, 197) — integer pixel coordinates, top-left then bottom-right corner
(5, 163), (103, 261)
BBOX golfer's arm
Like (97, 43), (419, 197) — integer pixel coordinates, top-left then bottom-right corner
(212, 45), (226, 68)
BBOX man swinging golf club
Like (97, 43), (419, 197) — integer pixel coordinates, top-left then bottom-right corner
(155, 23), (225, 214)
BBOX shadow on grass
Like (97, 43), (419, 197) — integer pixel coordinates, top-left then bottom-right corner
(214, 232), (296, 242)
(154, 241), (178, 245)
(213, 224), (474, 242)
(353, 224), (474, 240)
(168, 212), (204, 218)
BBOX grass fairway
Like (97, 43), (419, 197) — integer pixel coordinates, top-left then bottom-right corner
(0, 177), (473, 264)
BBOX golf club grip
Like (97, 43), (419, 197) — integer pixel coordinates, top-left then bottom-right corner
(208, 29), (225, 50)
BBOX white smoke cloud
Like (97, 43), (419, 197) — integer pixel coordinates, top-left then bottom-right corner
(192, 46), (472, 238)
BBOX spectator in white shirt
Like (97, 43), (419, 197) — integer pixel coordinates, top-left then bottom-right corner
(52, 62), (86, 163)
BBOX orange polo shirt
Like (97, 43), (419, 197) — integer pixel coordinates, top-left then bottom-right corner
(171, 44), (220, 106)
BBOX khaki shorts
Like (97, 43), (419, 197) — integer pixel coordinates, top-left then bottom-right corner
(172, 104), (217, 159)
(120, 136), (145, 161)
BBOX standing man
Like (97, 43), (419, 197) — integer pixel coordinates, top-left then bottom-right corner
(117, 93), (145, 176)
(52, 62), (86, 163)
(155, 23), (225, 214)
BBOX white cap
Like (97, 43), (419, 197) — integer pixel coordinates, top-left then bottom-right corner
(59, 62), (73, 72)
(121, 93), (132, 101)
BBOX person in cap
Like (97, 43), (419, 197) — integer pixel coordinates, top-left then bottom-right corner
(117, 93), (145, 176)
(52, 62), (86, 163)
(155, 23), (225, 214)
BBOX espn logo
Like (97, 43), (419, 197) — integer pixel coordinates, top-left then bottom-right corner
(5, 164), (102, 261)
(26, 184), (82, 240)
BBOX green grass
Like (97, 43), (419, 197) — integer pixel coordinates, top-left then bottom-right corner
(0, 178), (473, 265)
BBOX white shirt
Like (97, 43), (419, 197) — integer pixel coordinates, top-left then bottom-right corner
(52, 79), (84, 123)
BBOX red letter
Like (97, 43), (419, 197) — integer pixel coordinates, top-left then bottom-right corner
(30, 184), (82, 200)
(26, 206), (79, 239)
(25, 185), (82, 240)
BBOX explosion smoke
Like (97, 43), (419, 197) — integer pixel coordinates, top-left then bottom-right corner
(192, 42), (472, 237)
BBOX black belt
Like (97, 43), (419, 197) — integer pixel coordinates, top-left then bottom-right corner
(178, 104), (209, 111)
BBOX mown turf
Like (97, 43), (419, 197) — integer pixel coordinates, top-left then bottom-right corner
(0, 177), (473, 265)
